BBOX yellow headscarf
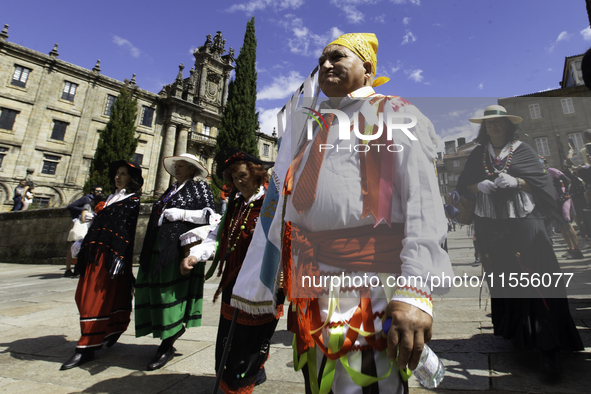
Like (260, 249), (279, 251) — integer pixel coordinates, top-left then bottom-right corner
(326, 33), (390, 88)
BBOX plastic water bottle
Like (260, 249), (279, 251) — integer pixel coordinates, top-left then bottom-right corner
(383, 318), (445, 389)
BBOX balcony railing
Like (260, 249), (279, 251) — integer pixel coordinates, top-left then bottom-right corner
(189, 132), (216, 147)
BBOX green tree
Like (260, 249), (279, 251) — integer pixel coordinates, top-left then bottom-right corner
(84, 84), (139, 194)
(214, 17), (260, 190)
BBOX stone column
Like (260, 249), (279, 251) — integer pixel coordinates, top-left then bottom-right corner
(174, 125), (188, 156)
(155, 123), (177, 192)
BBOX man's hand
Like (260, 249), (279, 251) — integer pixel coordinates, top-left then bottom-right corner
(180, 255), (198, 275)
(385, 300), (433, 371)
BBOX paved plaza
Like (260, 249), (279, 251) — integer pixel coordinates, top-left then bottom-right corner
(0, 229), (590, 393)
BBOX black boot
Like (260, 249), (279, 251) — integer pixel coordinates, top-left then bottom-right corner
(60, 349), (94, 370)
(146, 326), (185, 371)
(105, 333), (121, 348)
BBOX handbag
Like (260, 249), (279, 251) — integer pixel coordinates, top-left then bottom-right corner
(450, 191), (476, 225)
(67, 218), (89, 242)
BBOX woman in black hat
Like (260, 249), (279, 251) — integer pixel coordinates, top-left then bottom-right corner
(181, 148), (281, 393)
(61, 160), (143, 370)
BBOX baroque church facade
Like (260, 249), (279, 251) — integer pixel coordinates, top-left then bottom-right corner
(0, 25), (277, 210)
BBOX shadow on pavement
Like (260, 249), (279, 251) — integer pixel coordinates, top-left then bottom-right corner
(69, 372), (217, 394)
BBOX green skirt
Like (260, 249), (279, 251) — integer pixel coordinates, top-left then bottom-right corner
(134, 236), (205, 340)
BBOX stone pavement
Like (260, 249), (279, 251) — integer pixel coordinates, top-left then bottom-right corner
(0, 229), (590, 394)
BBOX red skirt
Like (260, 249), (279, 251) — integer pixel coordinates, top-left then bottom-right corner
(74, 253), (132, 350)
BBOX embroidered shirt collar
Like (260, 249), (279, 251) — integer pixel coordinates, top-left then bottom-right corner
(235, 186), (265, 205)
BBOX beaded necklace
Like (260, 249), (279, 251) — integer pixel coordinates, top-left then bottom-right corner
(483, 141), (514, 178)
(224, 189), (259, 256)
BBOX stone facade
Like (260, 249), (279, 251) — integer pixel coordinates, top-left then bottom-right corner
(0, 26), (278, 210)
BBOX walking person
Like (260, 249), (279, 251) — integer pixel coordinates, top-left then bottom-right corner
(456, 105), (583, 375)
(64, 185), (103, 277)
(11, 179), (26, 211)
(21, 183), (35, 210)
(60, 161), (142, 370)
(134, 153), (216, 371)
(181, 148), (280, 393)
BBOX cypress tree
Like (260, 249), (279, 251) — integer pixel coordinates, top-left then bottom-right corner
(214, 17), (260, 191)
(84, 84), (139, 194)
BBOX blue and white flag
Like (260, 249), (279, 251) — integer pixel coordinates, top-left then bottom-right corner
(230, 70), (319, 315)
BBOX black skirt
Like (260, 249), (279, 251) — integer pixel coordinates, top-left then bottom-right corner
(475, 210), (583, 351)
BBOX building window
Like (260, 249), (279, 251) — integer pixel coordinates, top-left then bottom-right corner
(132, 153), (144, 166)
(11, 65), (31, 88)
(61, 81), (78, 102)
(529, 104), (541, 119)
(0, 108), (18, 131)
(453, 160), (460, 168)
(51, 120), (68, 141)
(104, 95), (116, 116)
(561, 98), (574, 114)
(41, 154), (60, 175)
(203, 125), (211, 136)
(263, 143), (270, 157)
(33, 197), (51, 207)
(568, 132), (583, 151)
(0, 147), (7, 168)
(535, 137), (551, 156)
(141, 106), (154, 127)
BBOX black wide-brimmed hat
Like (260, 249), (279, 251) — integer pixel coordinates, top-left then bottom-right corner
(108, 160), (144, 188)
(214, 147), (274, 179)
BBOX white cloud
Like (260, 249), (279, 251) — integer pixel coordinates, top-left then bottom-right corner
(546, 30), (571, 53)
(391, 61), (402, 73)
(391, 0), (420, 4)
(444, 110), (467, 120)
(478, 83), (484, 90)
(374, 15), (386, 23)
(406, 69), (423, 82)
(556, 31), (570, 42)
(113, 36), (141, 58)
(258, 106), (283, 135)
(581, 26), (591, 41)
(328, 0), (377, 24)
(258, 70), (305, 100)
(228, 0), (303, 13)
(401, 31), (417, 44)
(285, 16), (343, 57)
(403, 17), (411, 25)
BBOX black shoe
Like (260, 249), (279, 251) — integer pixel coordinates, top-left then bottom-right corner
(60, 351), (94, 370)
(147, 346), (175, 371)
(255, 367), (267, 386)
(540, 349), (562, 379)
(105, 333), (121, 348)
(63, 269), (74, 277)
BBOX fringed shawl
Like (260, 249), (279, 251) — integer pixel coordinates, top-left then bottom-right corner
(139, 179), (215, 277)
(75, 195), (140, 278)
(457, 142), (562, 222)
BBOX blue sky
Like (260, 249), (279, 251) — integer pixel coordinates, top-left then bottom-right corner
(3, 0), (590, 150)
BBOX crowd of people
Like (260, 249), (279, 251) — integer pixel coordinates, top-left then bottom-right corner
(5, 31), (584, 393)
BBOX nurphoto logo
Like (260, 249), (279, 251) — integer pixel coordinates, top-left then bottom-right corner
(303, 104), (418, 153)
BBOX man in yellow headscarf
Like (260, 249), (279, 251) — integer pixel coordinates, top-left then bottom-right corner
(280, 33), (452, 394)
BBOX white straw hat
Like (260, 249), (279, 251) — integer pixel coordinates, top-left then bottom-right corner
(163, 153), (208, 179)
(469, 105), (523, 124)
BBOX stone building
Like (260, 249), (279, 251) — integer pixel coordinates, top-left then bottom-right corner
(437, 138), (478, 196)
(499, 53), (591, 170)
(0, 26), (277, 211)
